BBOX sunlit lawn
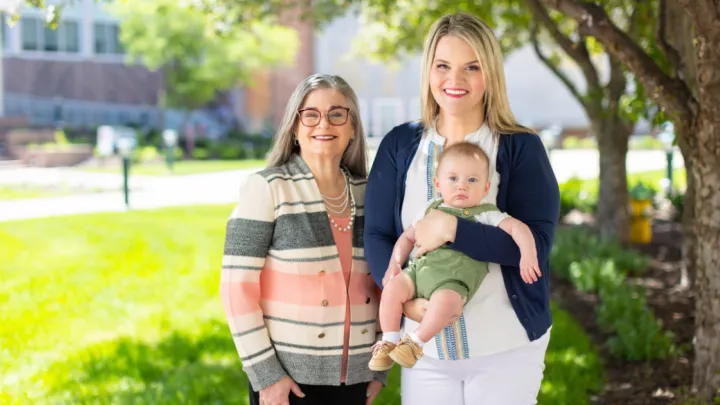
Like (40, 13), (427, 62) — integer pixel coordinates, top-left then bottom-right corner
(81, 159), (267, 176)
(568, 168), (687, 198)
(0, 206), (602, 404)
(0, 186), (66, 201)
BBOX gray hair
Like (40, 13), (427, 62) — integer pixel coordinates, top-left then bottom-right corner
(266, 74), (368, 178)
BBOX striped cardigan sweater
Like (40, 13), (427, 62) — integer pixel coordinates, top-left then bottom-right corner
(220, 154), (385, 391)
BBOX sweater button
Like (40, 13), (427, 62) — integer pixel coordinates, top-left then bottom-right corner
(463, 209), (471, 215)
(318, 333), (326, 338)
(512, 294), (518, 299)
(318, 270), (326, 276)
(361, 328), (368, 334)
(321, 299), (329, 306)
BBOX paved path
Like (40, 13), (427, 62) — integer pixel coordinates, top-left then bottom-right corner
(0, 148), (684, 223)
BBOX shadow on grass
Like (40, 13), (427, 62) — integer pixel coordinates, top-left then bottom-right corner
(538, 303), (605, 405)
(42, 320), (250, 405)
(40, 306), (600, 405)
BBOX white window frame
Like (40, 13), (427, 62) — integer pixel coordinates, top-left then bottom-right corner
(20, 16), (81, 54)
(356, 98), (370, 137)
(408, 96), (421, 121)
(372, 98), (405, 138)
(93, 21), (123, 55)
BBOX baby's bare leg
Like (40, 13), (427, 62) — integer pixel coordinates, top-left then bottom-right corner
(414, 289), (465, 343)
(379, 273), (416, 333)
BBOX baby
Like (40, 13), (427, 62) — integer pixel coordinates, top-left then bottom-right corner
(368, 141), (542, 371)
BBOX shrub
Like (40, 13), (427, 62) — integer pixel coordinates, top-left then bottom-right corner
(552, 227), (673, 361)
(551, 227), (648, 277)
(193, 147), (210, 160)
(559, 177), (597, 218)
(668, 191), (685, 220)
(132, 146), (160, 164)
(597, 283), (675, 361)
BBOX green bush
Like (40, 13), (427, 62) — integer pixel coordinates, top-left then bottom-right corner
(562, 136), (578, 149)
(630, 135), (665, 150)
(668, 191), (685, 220)
(552, 227), (673, 362)
(578, 137), (597, 149)
(597, 283), (675, 361)
(193, 147), (210, 160)
(214, 142), (245, 160)
(559, 177), (597, 218)
(568, 258), (623, 293)
(132, 145), (160, 164)
(552, 227), (648, 277)
(562, 136), (596, 149)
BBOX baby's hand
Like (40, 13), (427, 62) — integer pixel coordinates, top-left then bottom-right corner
(519, 255), (541, 284)
(382, 261), (403, 287)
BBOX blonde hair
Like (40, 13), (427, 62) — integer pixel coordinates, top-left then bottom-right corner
(437, 141), (490, 174)
(420, 12), (534, 136)
(266, 74), (368, 178)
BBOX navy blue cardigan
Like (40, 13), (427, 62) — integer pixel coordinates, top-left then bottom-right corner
(364, 121), (560, 341)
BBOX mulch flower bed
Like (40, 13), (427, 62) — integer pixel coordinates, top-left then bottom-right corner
(551, 219), (695, 404)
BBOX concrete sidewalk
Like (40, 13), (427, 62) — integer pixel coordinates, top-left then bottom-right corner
(0, 169), (253, 222)
(0, 149), (685, 223)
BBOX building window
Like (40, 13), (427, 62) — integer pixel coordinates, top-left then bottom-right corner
(21, 17), (39, 50)
(21, 17), (80, 53)
(1, 13), (9, 50)
(409, 97), (421, 121)
(64, 22), (80, 53)
(373, 98), (405, 138)
(94, 22), (124, 55)
(357, 98), (369, 136)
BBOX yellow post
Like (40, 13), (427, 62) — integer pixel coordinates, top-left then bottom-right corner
(629, 199), (653, 243)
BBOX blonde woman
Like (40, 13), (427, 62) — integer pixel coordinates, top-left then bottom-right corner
(365, 13), (560, 404)
(221, 74), (385, 405)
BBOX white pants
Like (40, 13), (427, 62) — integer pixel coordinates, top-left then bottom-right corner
(401, 330), (551, 405)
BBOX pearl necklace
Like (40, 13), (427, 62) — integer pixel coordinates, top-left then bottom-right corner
(321, 170), (355, 232)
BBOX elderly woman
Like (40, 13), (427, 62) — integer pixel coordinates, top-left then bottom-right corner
(220, 74), (385, 405)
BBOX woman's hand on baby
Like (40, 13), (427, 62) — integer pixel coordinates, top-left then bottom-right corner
(519, 255), (542, 284)
(382, 261), (402, 287)
(413, 210), (458, 256)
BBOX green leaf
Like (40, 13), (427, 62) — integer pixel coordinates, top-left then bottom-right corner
(107, 0), (298, 110)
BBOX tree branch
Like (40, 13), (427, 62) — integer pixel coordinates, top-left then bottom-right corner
(658, 0), (685, 79)
(530, 23), (586, 109)
(540, 0), (696, 123)
(525, 0), (602, 94)
(607, 54), (627, 113)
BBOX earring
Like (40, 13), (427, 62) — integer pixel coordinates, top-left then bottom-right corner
(293, 138), (299, 146)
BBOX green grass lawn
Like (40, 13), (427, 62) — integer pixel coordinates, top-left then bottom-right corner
(0, 206), (602, 404)
(0, 186), (66, 201)
(82, 159), (267, 176)
(567, 168), (687, 197)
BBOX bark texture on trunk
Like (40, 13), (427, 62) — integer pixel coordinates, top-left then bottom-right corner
(690, 23), (720, 399)
(538, 1), (720, 397)
(594, 117), (631, 242)
(677, 129), (697, 288)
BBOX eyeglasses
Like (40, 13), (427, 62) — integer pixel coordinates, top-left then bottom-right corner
(297, 107), (350, 127)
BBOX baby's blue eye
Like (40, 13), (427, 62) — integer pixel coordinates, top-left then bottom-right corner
(449, 176), (457, 181)
(468, 178), (477, 183)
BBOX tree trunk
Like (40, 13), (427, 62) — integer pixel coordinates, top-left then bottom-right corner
(691, 21), (720, 400)
(593, 116), (631, 242)
(689, 121), (720, 400)
(676, 128), (697, 289)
